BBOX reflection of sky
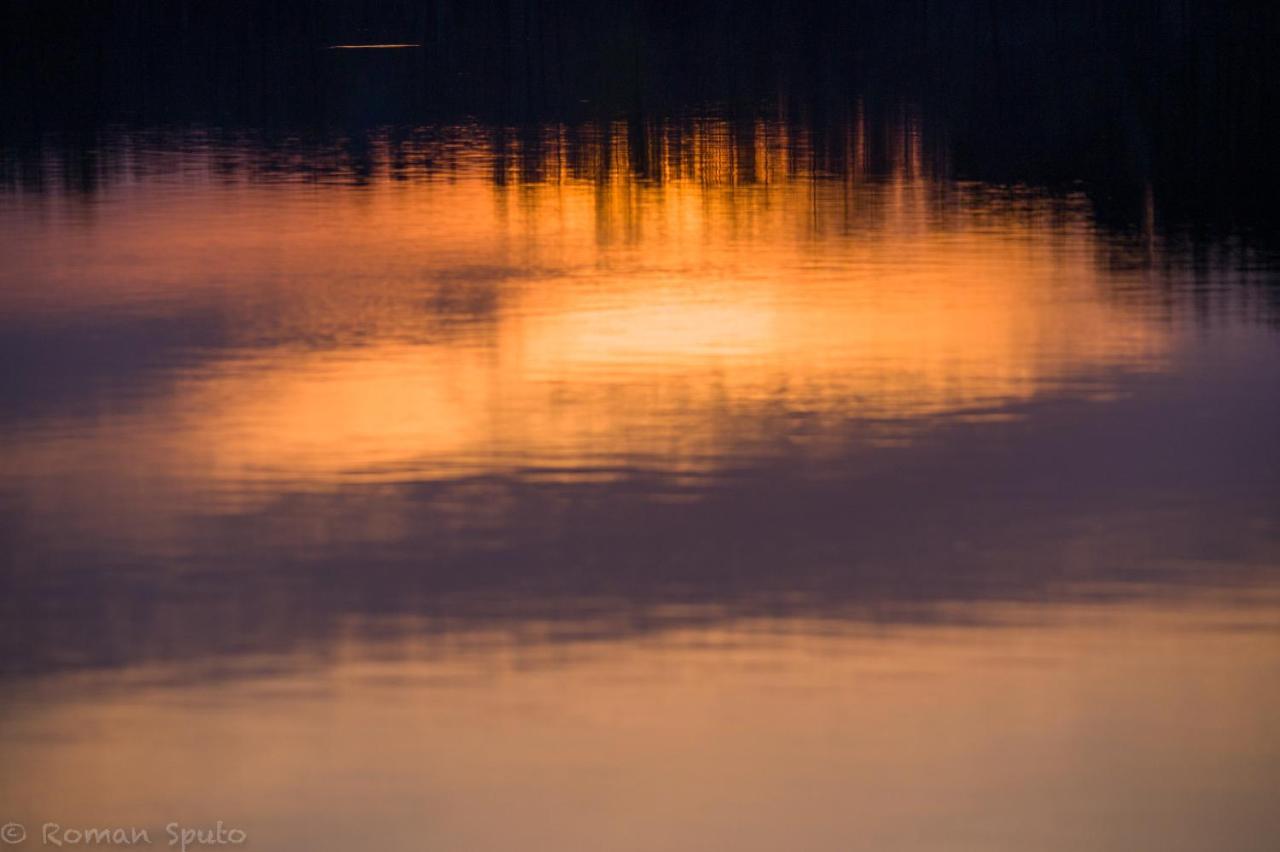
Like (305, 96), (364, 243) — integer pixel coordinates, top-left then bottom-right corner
(2, 127), (1176, 492)
(4, 593), (1279, 852)
(0, 121), (1276, 681)
(1, 119), (1279, 852)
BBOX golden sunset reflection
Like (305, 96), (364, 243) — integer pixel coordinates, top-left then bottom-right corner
(0, 120), (1173, 493)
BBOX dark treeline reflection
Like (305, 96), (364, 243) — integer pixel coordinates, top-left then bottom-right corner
(1, 0), (1277, 237)
(1, 112), (953, 204)
(2, 116), (1276, 333)
(3, 116), (1276, 316)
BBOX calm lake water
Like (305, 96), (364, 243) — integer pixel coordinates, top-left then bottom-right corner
(2, 113), (1278, 851)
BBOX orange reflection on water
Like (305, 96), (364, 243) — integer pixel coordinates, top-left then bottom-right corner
(1, 120), (1170, 493)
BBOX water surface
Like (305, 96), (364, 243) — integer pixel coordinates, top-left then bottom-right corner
(2, 115), (1278, 851)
